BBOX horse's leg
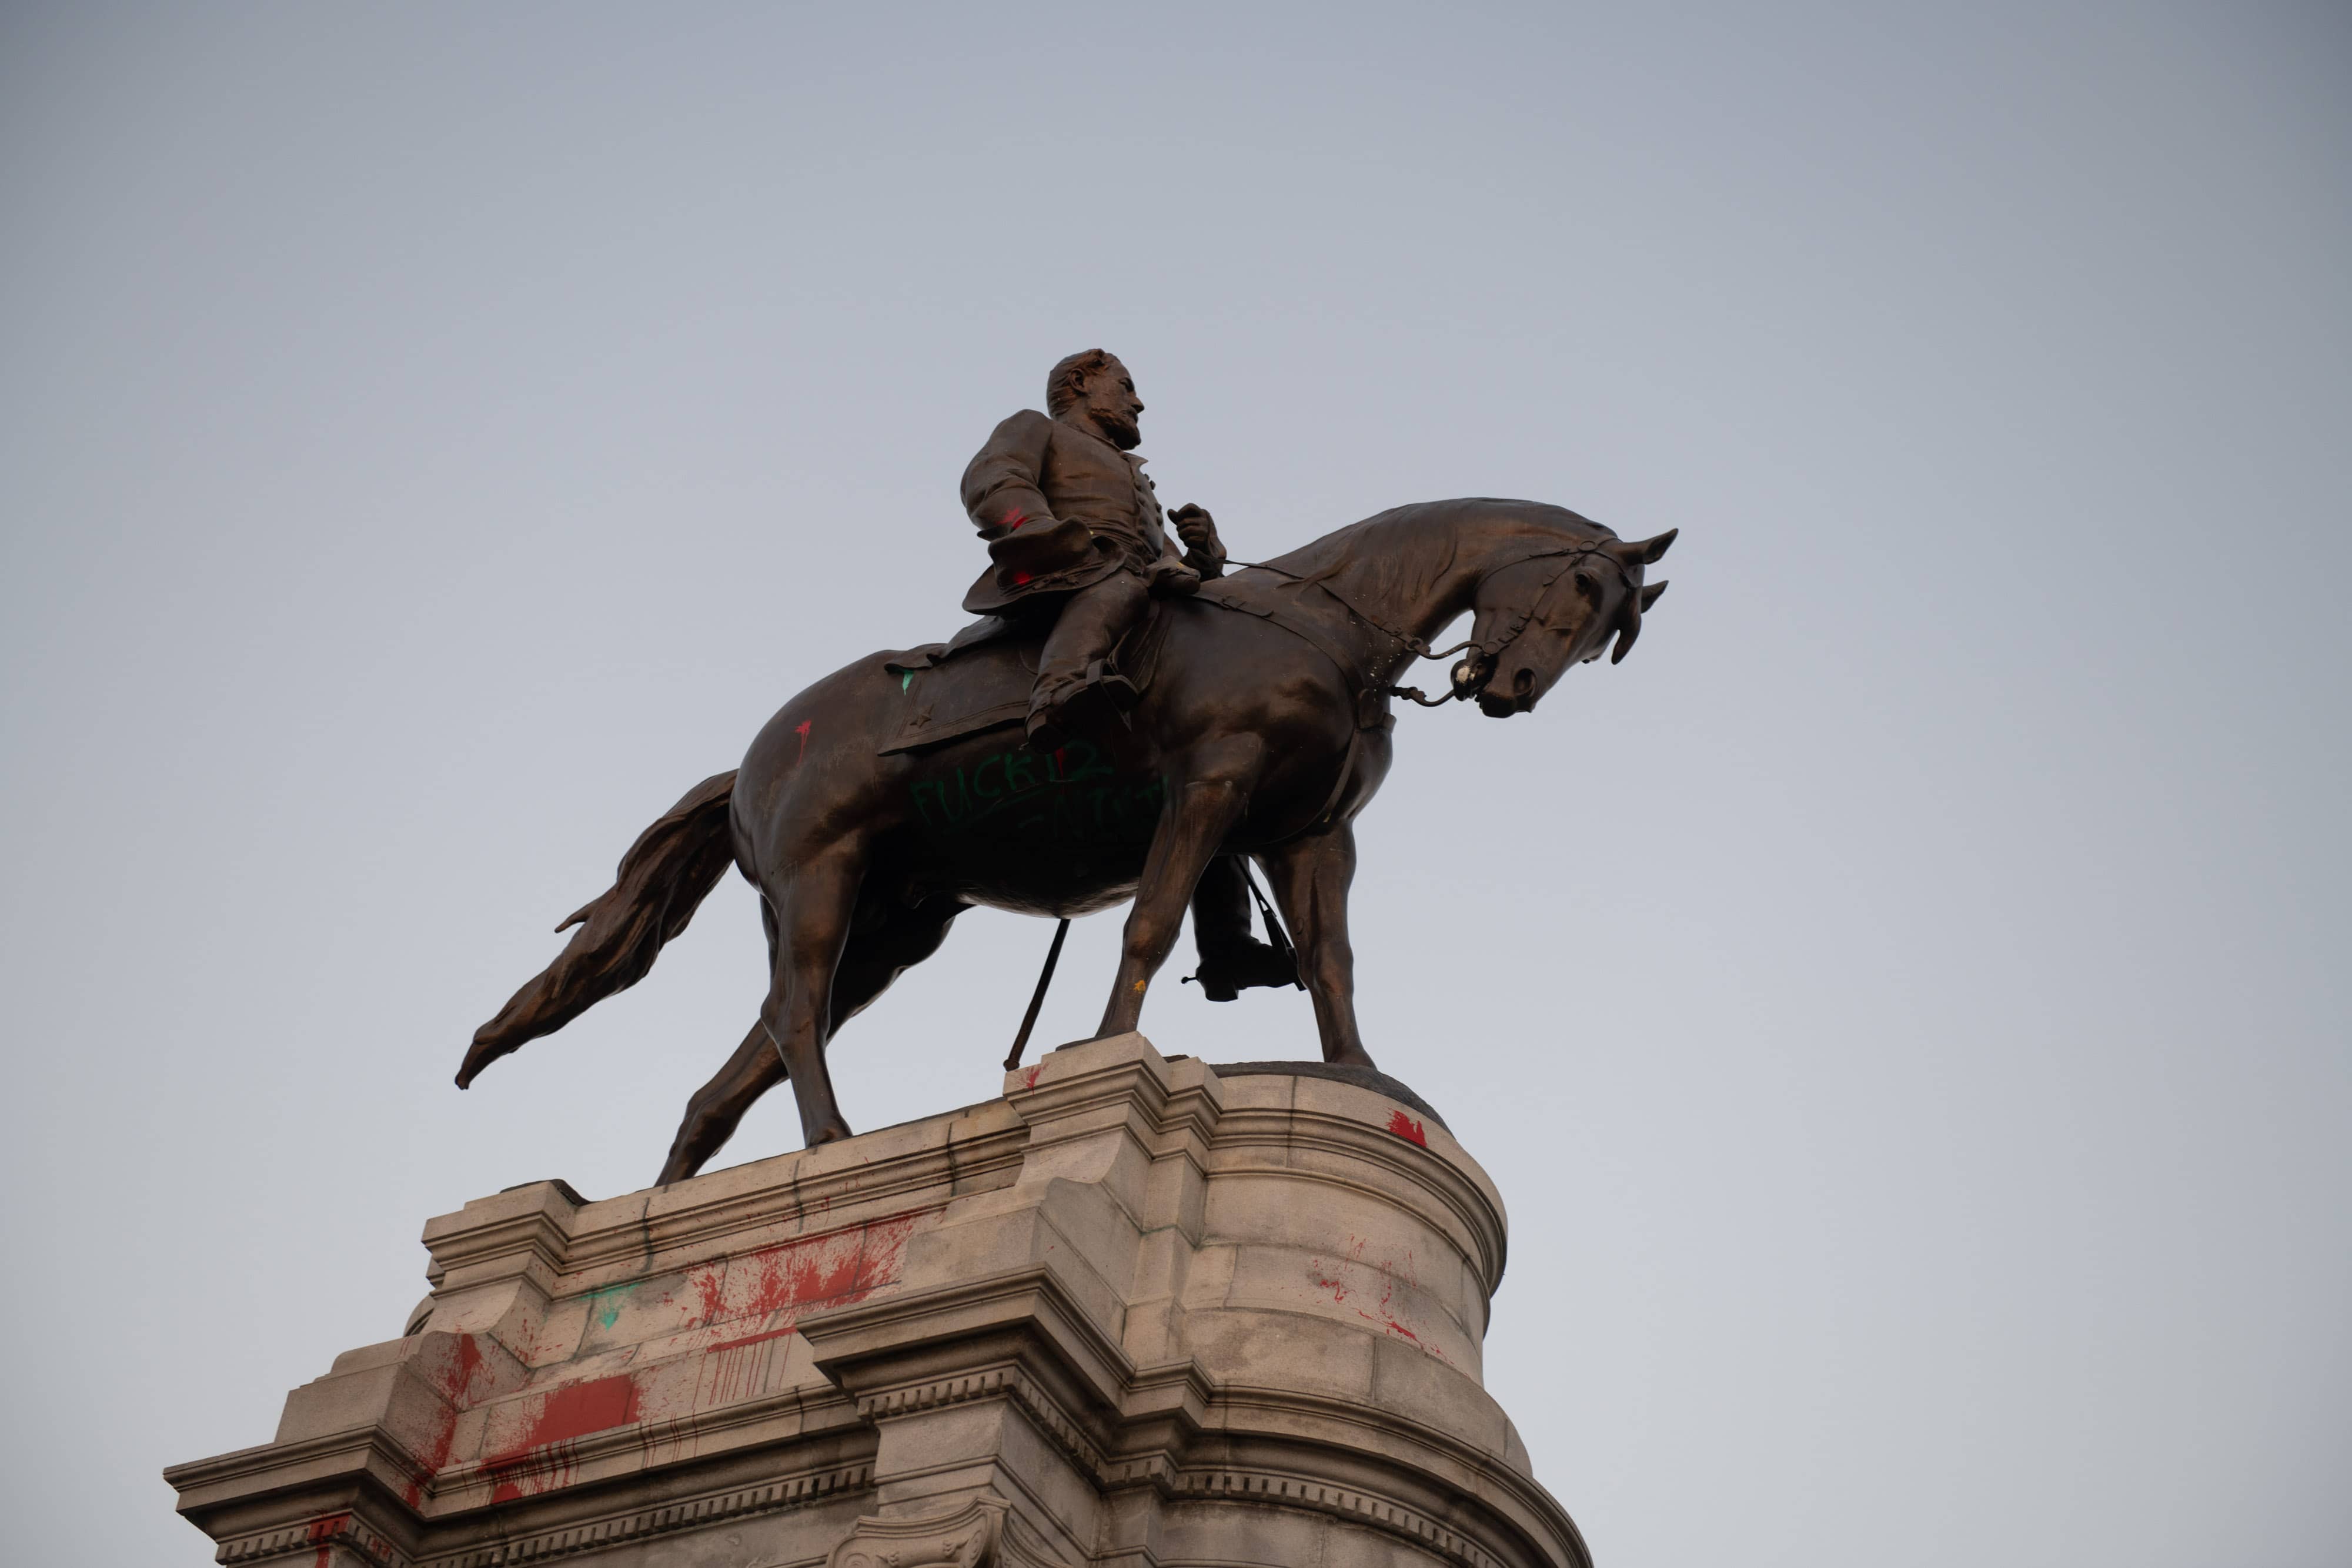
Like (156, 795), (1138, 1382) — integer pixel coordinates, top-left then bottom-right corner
(657, 1019), (783, 1185)
(758, 843), (864, 1147)
(657, 895), (782, 1185)
(1091, 750), (1259, 1039)
(829, 894), (966, 1030)
(656, 895), (963, 1185)
(1258, 823), (1377, 1069)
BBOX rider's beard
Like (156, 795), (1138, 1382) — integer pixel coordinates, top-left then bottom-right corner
(1097, 410), (1142, 450)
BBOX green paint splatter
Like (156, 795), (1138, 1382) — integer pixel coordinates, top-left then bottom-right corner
(901, 671), (913, 691)
(583, 1281), (641, 1329)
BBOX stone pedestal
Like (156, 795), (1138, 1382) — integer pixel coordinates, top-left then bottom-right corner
(167, 1034), (1589, 1567)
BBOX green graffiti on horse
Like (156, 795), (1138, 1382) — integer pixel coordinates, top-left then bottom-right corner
(908, 737), (1164, 851)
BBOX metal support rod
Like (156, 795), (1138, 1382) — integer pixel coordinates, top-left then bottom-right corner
(1004, 918), (1071, 1071)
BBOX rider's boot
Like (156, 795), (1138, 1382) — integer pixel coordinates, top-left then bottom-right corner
(1186, 854), (1302, 1002)
(1025, 666), (1138, 755)
(1191, 938), (1302, 1002)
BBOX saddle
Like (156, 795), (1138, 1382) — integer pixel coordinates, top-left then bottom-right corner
(877, 608), (1170, 756)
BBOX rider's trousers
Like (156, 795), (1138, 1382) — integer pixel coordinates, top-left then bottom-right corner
(1033, 567), (1150, 709)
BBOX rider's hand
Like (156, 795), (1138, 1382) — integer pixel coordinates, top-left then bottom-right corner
(1146, 557), (1202, 597)
(1170, 503), (1224, 563)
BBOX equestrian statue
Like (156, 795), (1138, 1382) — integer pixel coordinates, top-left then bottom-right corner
(456, 350), (1675, 1185)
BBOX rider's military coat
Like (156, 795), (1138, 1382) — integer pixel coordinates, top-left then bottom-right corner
(959, 408), (1181, 615)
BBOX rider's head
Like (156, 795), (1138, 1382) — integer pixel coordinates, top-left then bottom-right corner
(1047, 349), (1144, 450)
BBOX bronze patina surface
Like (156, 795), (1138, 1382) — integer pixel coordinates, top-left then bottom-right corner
(459, 355), (1674, 1183)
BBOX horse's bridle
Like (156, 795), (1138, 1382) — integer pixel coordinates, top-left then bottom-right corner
(1224, 543), (1629, 708)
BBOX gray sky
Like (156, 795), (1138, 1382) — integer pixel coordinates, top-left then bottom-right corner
(3, 5), (2346, 1564)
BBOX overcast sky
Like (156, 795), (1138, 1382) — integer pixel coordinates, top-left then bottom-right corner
(4, 6), (2346, 1565)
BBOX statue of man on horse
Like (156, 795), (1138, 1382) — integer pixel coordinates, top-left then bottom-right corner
(456, 350), (1678, 1183)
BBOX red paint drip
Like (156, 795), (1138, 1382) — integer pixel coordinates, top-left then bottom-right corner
(1387, 1109), (1427, 1146)
(403, 1332), (489, 1507)
(487, 1439), (577, 1505)
(1022, 1065), (1041, 1090)
(687, 1211), (922, 1333)
(794, 718), (812, 761)
(704, 1324), (797, 1355)
(1307, 1236), (1449, 1363)
(308, 1513), (349, 1568)
(485, 1373), (640, 1470)
(689, 1261), (727, 1325)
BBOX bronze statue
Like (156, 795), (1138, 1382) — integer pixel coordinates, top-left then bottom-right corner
(458, 353), (1675, 1185)
(961, 349), (1218, 750)
(959, 350), (1297, 1002)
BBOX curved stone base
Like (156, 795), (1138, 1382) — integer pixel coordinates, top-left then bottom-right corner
(1202, 1059), (1451, 1131)
(166, 1034), (1586, 1567)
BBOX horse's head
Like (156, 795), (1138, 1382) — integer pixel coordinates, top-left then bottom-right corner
(1454, 528), (1676, 716)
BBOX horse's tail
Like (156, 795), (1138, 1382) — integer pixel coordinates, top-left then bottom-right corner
(456, 770), (740, 1088)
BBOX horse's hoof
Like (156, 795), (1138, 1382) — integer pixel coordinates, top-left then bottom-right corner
(806, 1124), (854, 1148)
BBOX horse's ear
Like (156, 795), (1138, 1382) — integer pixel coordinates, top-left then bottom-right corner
(1640, 579), (1669, 611)
(1632, 529), (1677, 564)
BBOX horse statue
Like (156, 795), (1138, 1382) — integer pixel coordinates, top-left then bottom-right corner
(456, 499), (1673, 1184)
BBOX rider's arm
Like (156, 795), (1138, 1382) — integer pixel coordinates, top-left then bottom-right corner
(960, 410), (1058, 539)
(1170, 503), (1227, 579)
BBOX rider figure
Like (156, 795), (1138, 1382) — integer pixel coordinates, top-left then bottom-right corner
(960, 349), (1297, 1001)
(960, 349), (1220, 753)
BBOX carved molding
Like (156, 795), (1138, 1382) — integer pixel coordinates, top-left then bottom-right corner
(856, 1366), (1107, 1480)
(824, 1496), (1072, 1568)
(422, 1463), (873, 1568)
(212, 1463), (876, 1568)
(1172, 1466), (1505, 1568)
(217, 1513), (406, 1568)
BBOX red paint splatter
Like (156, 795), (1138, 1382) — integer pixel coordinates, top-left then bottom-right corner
(402, 1332), (491, 1508)
(485, 1373), (640, 1470)
(1013, 571), (1032, 585)
(687, 1211), (921, 1334)
(794, 718), (812, 761)
(487, 1439), (579, 1505)
(1308, 1262), (1351, 1303)
(674, 1212), (926, 1413)
(1305, 1237), (1449, 1363)
(1387, 1109), (1427, 1146)
(440, 1333), (485, 1399)
(1022, 1065), (1041, 1089)
(1003, 510), (1027, 530)
(689, 1262), (727, 1325)
(308, 1513), (349, 1568)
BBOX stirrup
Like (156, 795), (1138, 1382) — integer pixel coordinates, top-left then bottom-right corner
(1182, 940), (1302, 1003)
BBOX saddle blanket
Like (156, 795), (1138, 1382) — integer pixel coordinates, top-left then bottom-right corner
(877, 611), (1166, 757)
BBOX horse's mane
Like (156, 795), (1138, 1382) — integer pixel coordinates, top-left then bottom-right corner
(1254, 498), (1611, 608)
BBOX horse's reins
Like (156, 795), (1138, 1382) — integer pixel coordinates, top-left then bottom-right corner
(1219, 543), (1623, 706)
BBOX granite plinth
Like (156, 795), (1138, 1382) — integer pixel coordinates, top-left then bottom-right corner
(165, 1033), (1587, 1567)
